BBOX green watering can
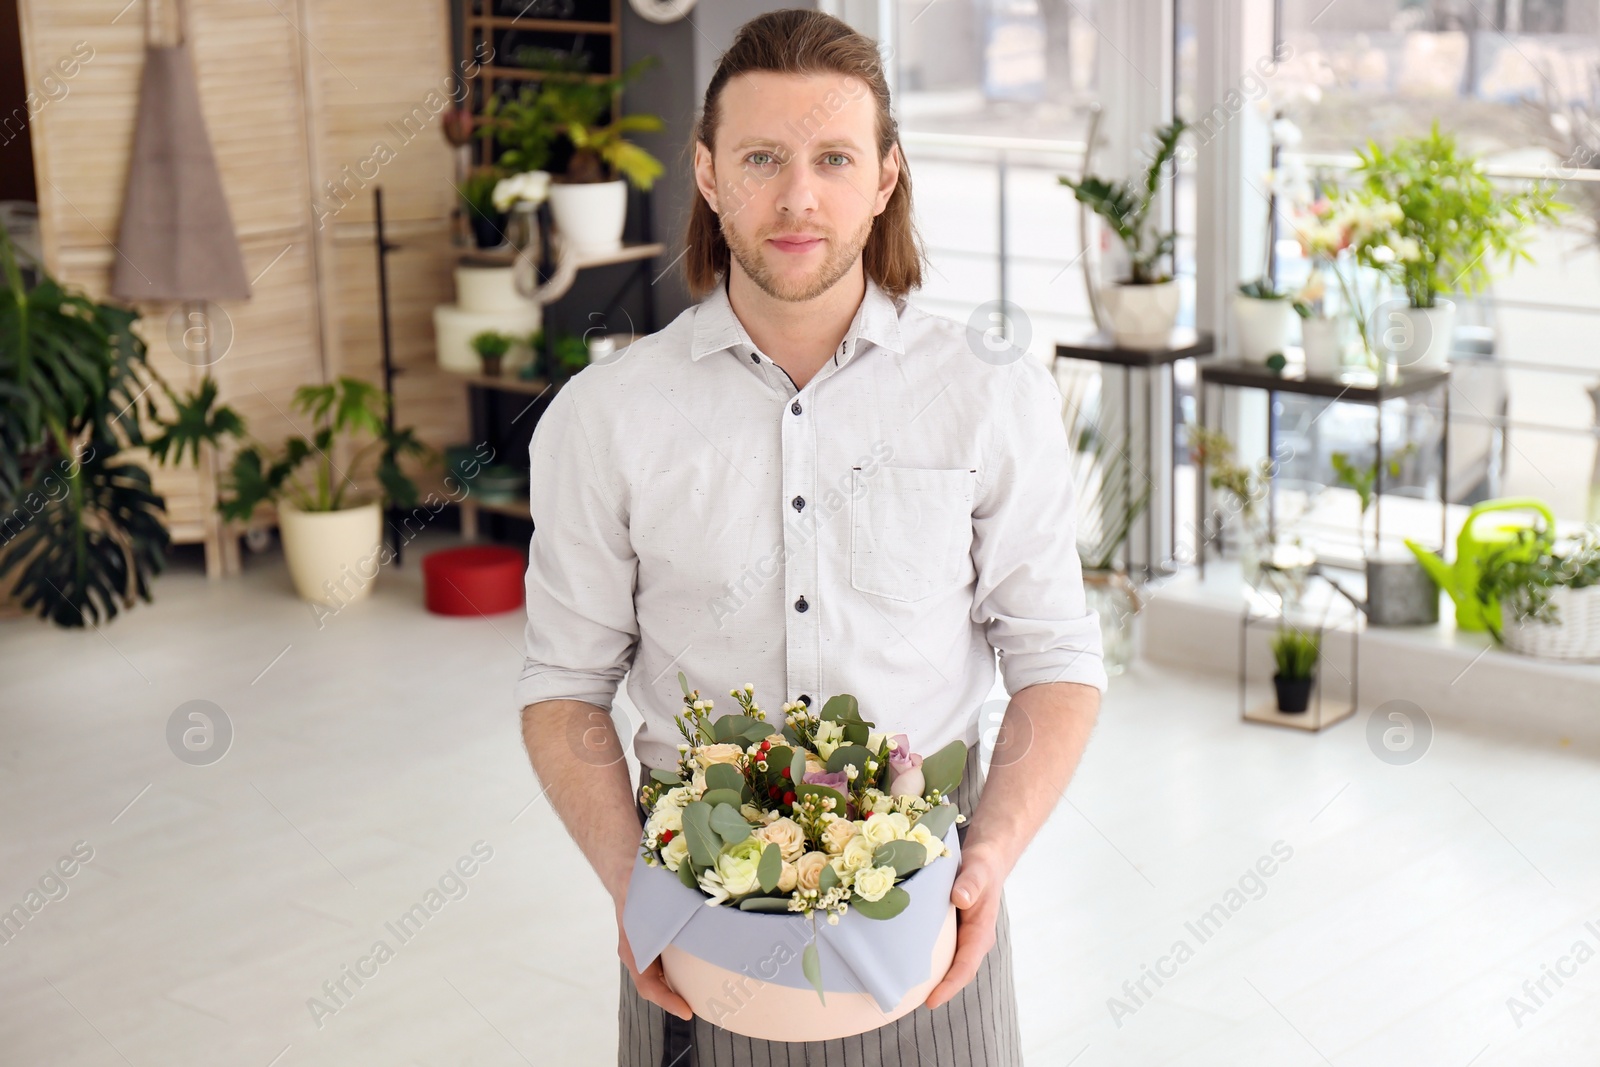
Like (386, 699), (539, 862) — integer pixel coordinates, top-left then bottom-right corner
(1405, 498), (1555, 632)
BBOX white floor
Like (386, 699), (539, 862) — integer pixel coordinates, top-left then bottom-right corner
(2, 532), (1598, 1066)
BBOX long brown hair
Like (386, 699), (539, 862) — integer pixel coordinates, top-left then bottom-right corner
(681, 9), (924, 300)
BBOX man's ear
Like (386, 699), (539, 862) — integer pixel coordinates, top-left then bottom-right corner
(874, 143), (902, 217)
(693, 140), (719, 214)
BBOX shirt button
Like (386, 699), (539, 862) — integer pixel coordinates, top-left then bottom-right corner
(794, 596), (808, 613)
(792, 495), (805, 511)
(750, 352), (760, 364)
(791, 400), (802, 416)
(798, 694), (811, 706)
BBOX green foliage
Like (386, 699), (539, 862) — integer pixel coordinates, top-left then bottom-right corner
(458, 166), (506, 223)
(1186, 424), (1273, 521)
(471, 330), (513, 360)
(1238, 278), (1291, 300)
(478, 56), (664, 190)
(1270, 627), (1320, 680)
(1476, 525), (1600, 634)
(1329, 443), (1418, 517)
(918, 739), (967, 799)
(850, 885), (910, 920)
(1342, 121), (1565, 308)
(1059, 119), (1187, 285)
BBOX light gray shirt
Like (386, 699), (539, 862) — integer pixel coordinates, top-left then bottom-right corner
(516, 275), (1106, 769)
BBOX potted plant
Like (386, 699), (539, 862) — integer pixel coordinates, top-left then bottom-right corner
(480, 55), (664, 256)
(1235, 117), (1312, 364)
(1333, 122), (1563, 369)
(537, 329), (591, 385)
(460, 166), (509, 250)
(1270, 627), (1319, 713)
(1477, 525), (1600, 661)
(1289, 198), (1354, 376)
(152, 377), (431, 607)
(492, 169), (553, 253)
(0, 231), (171, 626)
(1328, 445), (1436, 625)
(1060, 118), (1187, 348)
(471, 329), (513, 377)
(1188, 424), (1275, 587)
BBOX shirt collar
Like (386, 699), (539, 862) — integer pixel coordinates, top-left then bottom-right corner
(690, 273), (906, 365)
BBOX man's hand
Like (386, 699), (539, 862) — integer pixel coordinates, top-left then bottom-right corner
(923, 843), (1008, 1009)
(616, 897), (693, 1021)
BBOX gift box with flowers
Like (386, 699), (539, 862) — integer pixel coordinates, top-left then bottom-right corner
(621, 673), (968, 1041)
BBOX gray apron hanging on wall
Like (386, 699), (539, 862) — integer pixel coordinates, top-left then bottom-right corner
(110, 0), (250, 302)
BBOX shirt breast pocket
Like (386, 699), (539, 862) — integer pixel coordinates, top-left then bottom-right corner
(850, 466), (976, 602)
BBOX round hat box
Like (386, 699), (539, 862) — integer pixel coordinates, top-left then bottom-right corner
(422, 546), (525, 616)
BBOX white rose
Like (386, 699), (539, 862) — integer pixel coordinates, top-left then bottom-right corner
(813, 721), (844, 760)
(852, 865), (897, 903)
(861, 811), (909, 847)
(820, 817), (858, 855)
(840, 834), (877, 873)
(908, 823), (945, 859)
(646, 804), (683, 839)
(661, 834), (690, 872)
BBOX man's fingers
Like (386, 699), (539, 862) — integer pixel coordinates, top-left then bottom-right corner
(636, 960), (694, 1020)
(924, 912), (997, 1009)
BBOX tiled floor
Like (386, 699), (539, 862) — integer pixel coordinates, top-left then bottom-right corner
(2, 533), (1598, 1065)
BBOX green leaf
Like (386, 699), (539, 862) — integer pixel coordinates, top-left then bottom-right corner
(682, 801), (717, 868)
(649, 769), (682, 786)
(738, 895), (793, 913)
(850, 886), (910, 920)
(796, 783), (847, 811)
(676, 858), (697, 889)
(741, 721), (777, 742)
(871, 839), (927, 877)
(818, 862), (840, 894)
(842, 722), (869, 746)
(825, 744), (872, 775)
(802, 939), (826, 1004)
(678, 671), (691, 698)
(789, 747), (808, 783)
(914, 804), (959, 841)
(709, 803), (752, 845)
(700, 788), (743, 811)
(713, 715), (759, 742)
(764, 746), (792, 776)
(757, 843), (781, 892)
(819, 695), (859, 723)
(919, 740), (968, 798)
(705, 763), (743, 793)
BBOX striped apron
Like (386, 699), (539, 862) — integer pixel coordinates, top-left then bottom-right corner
(620, 745), (1023, 1067)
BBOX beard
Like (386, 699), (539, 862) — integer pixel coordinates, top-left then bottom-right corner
(720, 211), (874, 303)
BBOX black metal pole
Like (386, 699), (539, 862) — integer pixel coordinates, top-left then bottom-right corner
(374, 185), (402, 565)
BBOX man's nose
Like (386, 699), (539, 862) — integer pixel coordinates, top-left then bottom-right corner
(773, 160), (819, 217)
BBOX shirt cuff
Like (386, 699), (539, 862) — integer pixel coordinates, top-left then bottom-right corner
(513, 664), (622, 715)
(994, 612), (1110, 697)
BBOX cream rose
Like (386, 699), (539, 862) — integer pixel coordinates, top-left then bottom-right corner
(645, 803), (683, 839)
(852, 864), (897, 903)
(695, 743), (745, 770)
(861, 811), (910, 847)
(908, 823), (945, 859)
(753, 816), (805, 863)
(820, 817), (858, 855)
(804, 755), (826, 777)
(661, 834), (690, 872)
(777, 861), (798, 893)
(794, 851), (829, 891)
(840, 834), (877, 873)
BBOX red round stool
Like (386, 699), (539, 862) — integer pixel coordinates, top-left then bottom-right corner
(422, 546), (525, 616)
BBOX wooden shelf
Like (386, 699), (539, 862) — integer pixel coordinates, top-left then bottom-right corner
(1244, 698), (1357, 732)
(443, 368), (556, 396)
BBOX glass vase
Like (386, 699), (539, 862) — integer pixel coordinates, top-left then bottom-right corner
(1084, 569), (1140, 676)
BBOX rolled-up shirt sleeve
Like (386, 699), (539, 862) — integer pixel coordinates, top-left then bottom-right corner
(514, 384), (640, 714)
(970, 358), (1109, 696)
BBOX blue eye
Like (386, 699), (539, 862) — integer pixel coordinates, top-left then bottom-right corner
(824, 153), (850, 167)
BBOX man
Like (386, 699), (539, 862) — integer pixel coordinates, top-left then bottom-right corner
(518, 10), (1106, 1065)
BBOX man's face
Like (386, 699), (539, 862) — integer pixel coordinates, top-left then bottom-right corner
(694, 71), (900, 302)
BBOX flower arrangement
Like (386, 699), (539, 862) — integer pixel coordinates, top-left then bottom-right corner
(636, 673), (967, 1002)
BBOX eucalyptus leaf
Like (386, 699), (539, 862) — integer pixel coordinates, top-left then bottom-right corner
(871, 839), (927, 877)
(713, 715), (759, 742)
(918, 739), (968, 798)
(914, 804), (958, 841)
(825, 744), (872, 776)
(850, 886), (910, 920)
(649, 769), (682, 786)
(709, 803), (752, 845)
(705, 763), (743, 793)
(818, 862), (840, 894)
(819, 694), (859, 723)
(738, 895), (793, 913)
(802, 940), (826, 1004)
(757, 842), (781, 892)
(796, 782), (846, 811)
(678, 670), (691, 698)
(682, 801), (717, 868)
(676, 857), (697, 889)
(789, 747), (808, 783)
(700, 788), (743, 810)
(765, 745), (792, 776)
(842, 722), (869, 746)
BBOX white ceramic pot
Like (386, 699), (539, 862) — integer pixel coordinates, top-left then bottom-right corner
(277, 500), (384, 607)
(1379, 299), (1455, 369)
(1233, 294), (1296, 364)
(1300, 316), (1346, 378)
(548, 179), (627, 256)
(1100, 280), (1180, 348)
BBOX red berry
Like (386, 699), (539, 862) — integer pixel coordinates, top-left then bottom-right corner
(781, 767), (791, 779)
(768, 785), (781, 799)
(782, 791), (796, 806)
(660, 830), (674, 842)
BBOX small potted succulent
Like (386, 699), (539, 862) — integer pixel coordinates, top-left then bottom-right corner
(536, 329), (591, 385)
(1270, 627), (1320, 713)
(459, 166), (509, 250)
(471, 330), (513, 377)
(1060, 118), (1187, 348)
